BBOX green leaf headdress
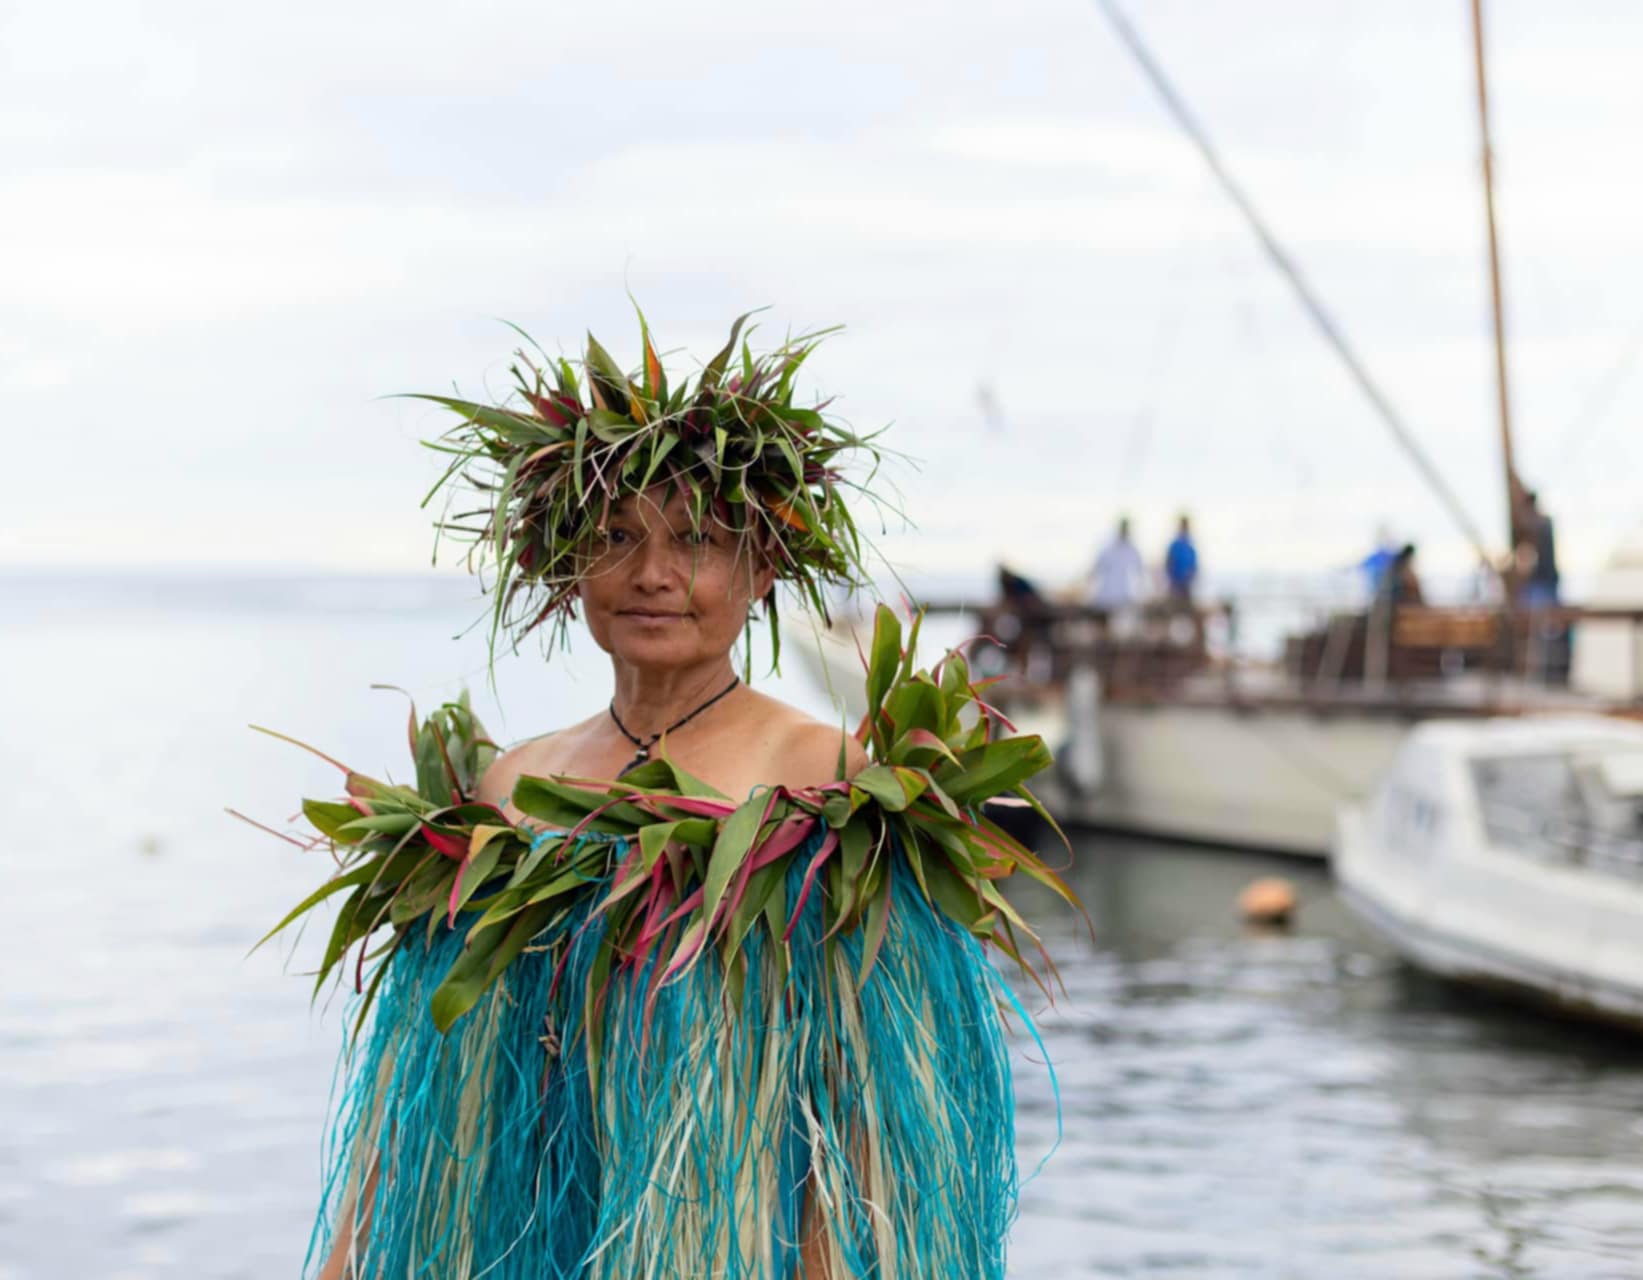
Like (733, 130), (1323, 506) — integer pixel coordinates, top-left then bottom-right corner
(416, 308), (887, 670)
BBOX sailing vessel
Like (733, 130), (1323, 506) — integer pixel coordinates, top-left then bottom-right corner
(798, 1), (1643, 859)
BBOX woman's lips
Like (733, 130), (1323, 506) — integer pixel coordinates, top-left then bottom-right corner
(620, 609), (688, 621)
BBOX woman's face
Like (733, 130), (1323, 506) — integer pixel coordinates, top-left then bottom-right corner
(577, 485), (774, 671)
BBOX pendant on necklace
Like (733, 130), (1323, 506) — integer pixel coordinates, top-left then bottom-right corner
(621, 746), (650, 776)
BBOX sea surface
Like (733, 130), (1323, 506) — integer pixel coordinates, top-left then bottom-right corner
(4, 570), (1642, 1279)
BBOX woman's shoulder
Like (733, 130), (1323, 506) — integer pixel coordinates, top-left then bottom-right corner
(474, 715), (598, 813)
(739, 689), (869, 788)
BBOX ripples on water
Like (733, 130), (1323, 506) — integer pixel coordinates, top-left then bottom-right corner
(5, 576), (1643, 1278)
(1011, 846), (1643, 1279)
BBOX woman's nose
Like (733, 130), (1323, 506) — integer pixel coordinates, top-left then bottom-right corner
(629, 532), (675, 589)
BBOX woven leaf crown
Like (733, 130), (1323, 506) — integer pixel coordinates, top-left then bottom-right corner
(418, 307), (886, 667)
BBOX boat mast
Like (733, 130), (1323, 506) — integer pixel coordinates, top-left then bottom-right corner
(1470, 0), (1526, 556)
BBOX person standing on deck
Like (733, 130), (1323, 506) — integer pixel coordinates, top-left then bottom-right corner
(1383, 544), (1425, 608)
(1521, 489), (1561, 607)
(1359, 524), (1398, 599)
(1519, 488), (1570, 684)
(1088, 516), (1145, 612)
(1163, 514), (1199, 603)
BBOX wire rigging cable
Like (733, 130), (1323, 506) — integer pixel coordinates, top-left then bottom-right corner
(1093, 0), (1493, 564)
(1550, 317), (1643, 484)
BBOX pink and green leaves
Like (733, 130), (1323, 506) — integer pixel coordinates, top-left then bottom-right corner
(247, 612), (1085, 1062)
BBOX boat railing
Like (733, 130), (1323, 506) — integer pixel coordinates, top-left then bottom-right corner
(900, 596), (1643, 707)
(901, 597), (1235, 700)
(1385, 603), (1643, 696)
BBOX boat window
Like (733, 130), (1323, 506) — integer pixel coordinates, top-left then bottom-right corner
(1472, 750), (1643, 875)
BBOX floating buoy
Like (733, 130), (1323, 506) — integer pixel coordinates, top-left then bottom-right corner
(1238, 876), (1296, 926)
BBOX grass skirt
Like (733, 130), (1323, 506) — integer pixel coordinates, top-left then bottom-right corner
(307, 834), (1022, 1278)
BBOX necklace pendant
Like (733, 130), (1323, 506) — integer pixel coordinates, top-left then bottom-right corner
(608, 677), (736, 778)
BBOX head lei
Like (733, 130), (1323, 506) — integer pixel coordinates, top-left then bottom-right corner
(416, 309), (887, 671)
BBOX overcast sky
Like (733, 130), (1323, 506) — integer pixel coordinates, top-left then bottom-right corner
(5, 0), (1641, 588)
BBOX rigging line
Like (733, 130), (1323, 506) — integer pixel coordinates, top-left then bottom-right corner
(1092, 0), (1494, 564)
(1225, 244), (1312, 491)
(1549, 317), (1643, 483)
(1117, 183), (1202, 501)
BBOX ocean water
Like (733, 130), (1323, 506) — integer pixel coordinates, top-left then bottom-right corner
(4, 571), (1643, 1279)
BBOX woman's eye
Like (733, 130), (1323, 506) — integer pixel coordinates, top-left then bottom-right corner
(604, 528), (629, 545)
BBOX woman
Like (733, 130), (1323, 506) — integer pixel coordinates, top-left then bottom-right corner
(289, 313), (1064, 1279)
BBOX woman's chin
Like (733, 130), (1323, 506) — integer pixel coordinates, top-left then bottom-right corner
(609, 626), (713, 665)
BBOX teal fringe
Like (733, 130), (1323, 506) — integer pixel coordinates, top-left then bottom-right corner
(306, 829), (1025, 1278)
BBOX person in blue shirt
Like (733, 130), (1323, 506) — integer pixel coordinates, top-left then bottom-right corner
(1359, 524), (1397, 598)
(1164, 513), (1199, 602)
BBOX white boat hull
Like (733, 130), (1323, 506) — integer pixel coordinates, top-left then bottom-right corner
(1334, 717), (1643, 1030)
(1040, 702), (1413, 858)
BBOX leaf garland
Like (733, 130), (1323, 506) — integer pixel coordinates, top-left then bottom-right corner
(243, 607), (1084, 1082)
(416, 306), (891, 667)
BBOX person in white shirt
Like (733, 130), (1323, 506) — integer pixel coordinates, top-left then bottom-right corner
(1089, 516), (1145, 610)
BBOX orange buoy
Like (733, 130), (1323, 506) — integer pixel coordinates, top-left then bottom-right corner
(1238, 876), (1296, 926)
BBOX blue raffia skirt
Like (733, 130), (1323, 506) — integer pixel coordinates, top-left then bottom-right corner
(307, 836), (1024, 1278)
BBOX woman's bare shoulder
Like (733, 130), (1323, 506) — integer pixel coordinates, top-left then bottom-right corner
(778, 720), (870, 787)
(740, 690), (869, 788)
(476, 716), (598, 810)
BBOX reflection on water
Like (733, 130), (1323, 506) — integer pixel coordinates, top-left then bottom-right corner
(4, 578), (1643, 1278)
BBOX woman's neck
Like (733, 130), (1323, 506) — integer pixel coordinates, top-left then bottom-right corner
(609, 657), (741, 740)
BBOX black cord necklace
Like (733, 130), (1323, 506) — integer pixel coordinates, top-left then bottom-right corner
(608, 676), (740, 776)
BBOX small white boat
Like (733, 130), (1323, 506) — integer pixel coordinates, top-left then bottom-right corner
(1335, 716), (1643, 1029)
